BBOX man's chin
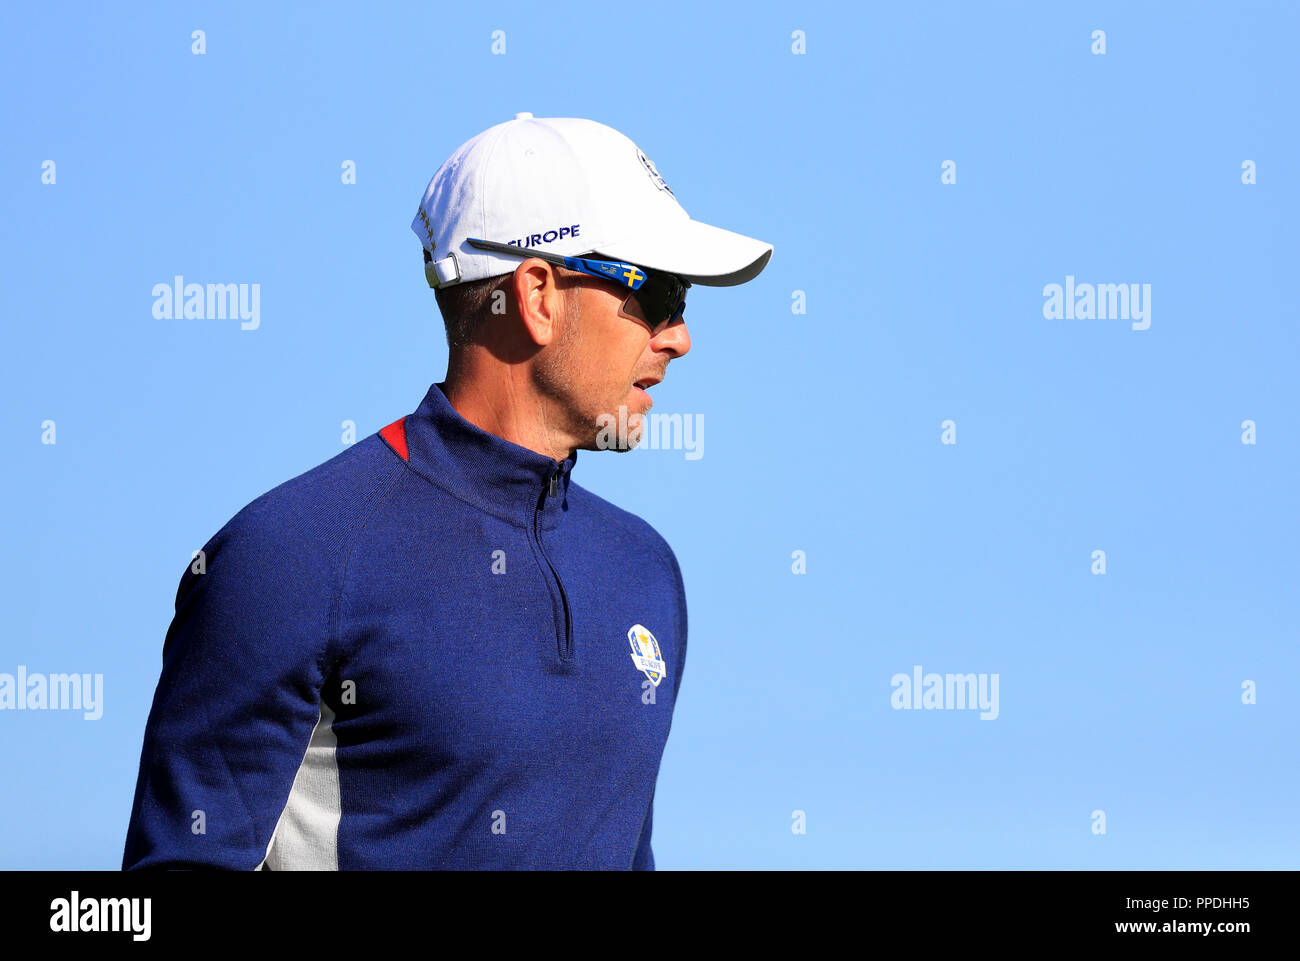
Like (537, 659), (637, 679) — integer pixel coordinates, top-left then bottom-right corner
(586, 406), (646, 453)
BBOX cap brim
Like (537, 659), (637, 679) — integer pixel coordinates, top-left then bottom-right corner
(595, 218), (772, 287)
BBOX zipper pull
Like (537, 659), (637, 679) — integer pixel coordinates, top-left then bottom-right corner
(548, 468), (561, 498)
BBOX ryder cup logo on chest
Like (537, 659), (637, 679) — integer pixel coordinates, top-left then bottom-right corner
(628, 624), (667, 686)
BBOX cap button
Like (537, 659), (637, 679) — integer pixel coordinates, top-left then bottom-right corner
(514, 111), (533, 120)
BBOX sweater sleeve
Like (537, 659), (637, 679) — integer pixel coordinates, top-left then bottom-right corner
(631, 541), (688, 871)
(631, 788), (656, 870)
(122, 509), (338, 870)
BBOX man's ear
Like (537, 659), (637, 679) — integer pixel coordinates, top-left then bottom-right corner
(511, 259), (566, 347)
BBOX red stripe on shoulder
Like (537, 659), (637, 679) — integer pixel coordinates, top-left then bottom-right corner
(379, 417), (410, 462)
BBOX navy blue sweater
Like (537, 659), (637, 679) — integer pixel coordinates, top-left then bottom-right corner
(123, 382), (686, 870)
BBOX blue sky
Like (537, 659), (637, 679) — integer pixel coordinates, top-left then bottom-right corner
(1, 0), (1296, 868)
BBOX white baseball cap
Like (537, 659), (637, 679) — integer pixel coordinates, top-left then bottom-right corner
(411, 112), (773, 290)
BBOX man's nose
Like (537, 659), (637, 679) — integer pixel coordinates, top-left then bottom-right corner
(654, 316), (691, 358)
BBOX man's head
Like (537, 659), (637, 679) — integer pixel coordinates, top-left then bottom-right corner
(437, 250), (691, 454)
(412, 113), (771, 460)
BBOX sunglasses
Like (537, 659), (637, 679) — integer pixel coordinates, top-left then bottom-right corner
(465, 237), (689, 334)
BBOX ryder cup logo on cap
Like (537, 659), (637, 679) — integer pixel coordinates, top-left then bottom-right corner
(411, 113), (773, 290)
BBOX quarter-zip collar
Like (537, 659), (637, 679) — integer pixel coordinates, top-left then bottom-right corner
(398, 382), (576, 530)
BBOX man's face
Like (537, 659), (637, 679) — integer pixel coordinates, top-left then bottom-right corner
(533, 267), (691, 453)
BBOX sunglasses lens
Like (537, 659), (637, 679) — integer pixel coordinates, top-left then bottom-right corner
(621, 273), (685, 332)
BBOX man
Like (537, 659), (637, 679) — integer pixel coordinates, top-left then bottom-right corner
(122, 113), (772, 870)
